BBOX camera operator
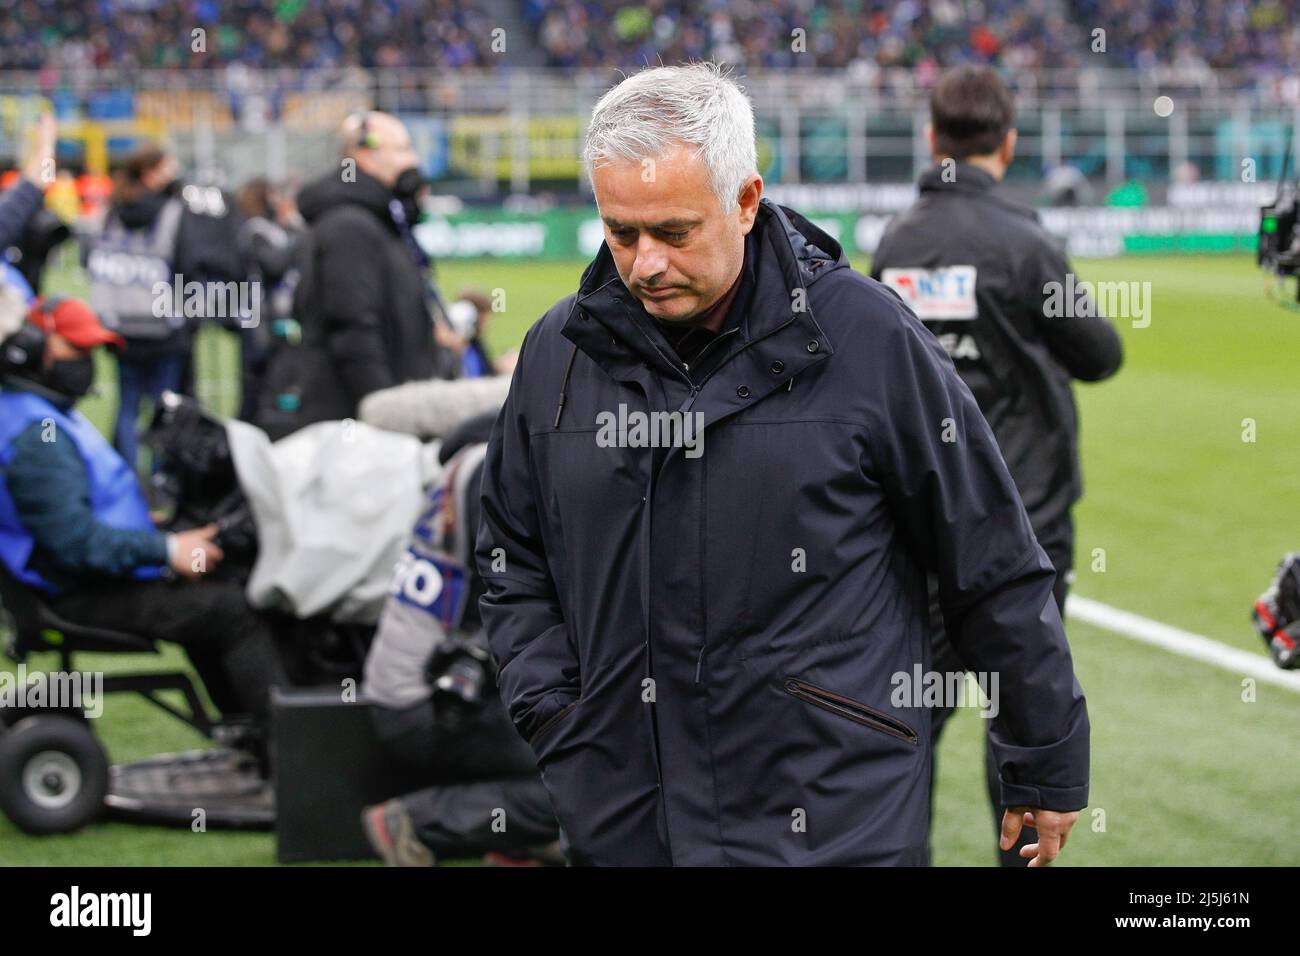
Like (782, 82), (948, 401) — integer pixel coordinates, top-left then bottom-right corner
(360, 412), (560, 866)
(870, 65), (1123, 866)
(0, 286), (286, 746)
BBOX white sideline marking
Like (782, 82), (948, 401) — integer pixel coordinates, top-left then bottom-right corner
(1066, 595), (1300, 694)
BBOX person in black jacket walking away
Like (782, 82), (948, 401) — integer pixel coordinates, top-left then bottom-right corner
(871, 65), (1123, 866)
(259, 111), (455, 437)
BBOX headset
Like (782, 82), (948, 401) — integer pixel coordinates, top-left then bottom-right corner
(1, 295), (70, 380)
(348, 111), (382, 150)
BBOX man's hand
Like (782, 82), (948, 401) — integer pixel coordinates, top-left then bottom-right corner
(170, 524), (224, 579)
(21, 112), (56, 188)
(1000, 806), (1078, 867)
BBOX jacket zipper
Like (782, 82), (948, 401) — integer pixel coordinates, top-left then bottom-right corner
(529, 698), (579, 748)
(783, 677), (918, 745)
(684, 327), (742, 389)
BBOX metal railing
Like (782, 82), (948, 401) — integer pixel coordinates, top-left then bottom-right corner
(0, 66), (1295, 193)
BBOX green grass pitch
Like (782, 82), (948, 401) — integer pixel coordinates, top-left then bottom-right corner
(2, 252), (1298, 866)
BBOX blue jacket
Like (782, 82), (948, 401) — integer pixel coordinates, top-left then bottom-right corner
(0, 385), (167, 593)
(475, 198), (1090, 865)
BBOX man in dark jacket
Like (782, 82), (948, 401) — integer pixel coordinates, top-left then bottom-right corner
(262, 111), (452, 436)
(870, 65), (1122, 865)
(476, 63), (1089, 867)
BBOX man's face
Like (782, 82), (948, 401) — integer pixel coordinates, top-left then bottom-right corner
(592, 141), (761, 322)
(141, 154), (178, 193)
(355, 114), (420, 189)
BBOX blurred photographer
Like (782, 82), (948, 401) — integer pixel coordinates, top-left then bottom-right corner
(0, 286), (285, 739)
(361, 413), (559, 866)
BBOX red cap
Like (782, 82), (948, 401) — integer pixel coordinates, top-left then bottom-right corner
(27, 297), (125, 349)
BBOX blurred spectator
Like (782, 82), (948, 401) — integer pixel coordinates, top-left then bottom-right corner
(234, 176), (303, 422)
(1, 1), (1291, 73)
(255, 111), (453, 438)
(0, 113), (55, 253)
(83, 144), (189, 473)
(443, 289), (500, 378)
(0, 0), (502, 70)
(83, 143), (247, 472)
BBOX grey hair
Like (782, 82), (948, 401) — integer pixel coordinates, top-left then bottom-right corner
(583, 62), (758, 214)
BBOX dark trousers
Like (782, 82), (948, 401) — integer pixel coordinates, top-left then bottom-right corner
(370, 696), (559, 858)
(48, 577), (286, 724)
(927, 550), (1072, 867)
(115, 353), (185, 473)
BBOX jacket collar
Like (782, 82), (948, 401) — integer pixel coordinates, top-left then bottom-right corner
(917, 161), (1000, 196)
(1, 376), (77, 411)
(561, 198), (843, 399)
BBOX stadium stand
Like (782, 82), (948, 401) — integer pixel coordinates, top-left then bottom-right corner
(0, 0), (1294, 72)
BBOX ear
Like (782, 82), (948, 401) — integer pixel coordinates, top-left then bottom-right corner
(1002, 128), (1018, 167)
(737, 174), (763, 235)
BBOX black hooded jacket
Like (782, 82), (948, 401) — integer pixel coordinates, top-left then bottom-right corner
(274, 169), (442, 431)
(871, 164), (1123, 565)
(476, 198), (1089, 865)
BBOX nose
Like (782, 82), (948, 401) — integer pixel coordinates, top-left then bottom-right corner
(631, 235), (670, 287)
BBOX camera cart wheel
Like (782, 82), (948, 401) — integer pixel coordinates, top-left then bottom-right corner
(0, 714), (109, 835)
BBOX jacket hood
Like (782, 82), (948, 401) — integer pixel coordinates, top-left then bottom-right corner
(575, 197), (846, 306)
(113, 188), (173, 229)
(569, 197), (846, 354)
(296, 169), (397, 228)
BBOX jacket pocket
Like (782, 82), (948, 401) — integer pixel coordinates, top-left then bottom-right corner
(529, 697), (580, 749)
(783, 677), (918, 745)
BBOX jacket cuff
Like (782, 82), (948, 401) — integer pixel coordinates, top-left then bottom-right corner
(997, 779), (1089, 813)
(987, 706), (1090, 812)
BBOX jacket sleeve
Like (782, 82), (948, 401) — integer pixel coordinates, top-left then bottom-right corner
(0, 179), (45, 252)
(475, 327), (581, 746)
(6, 421), (169, 578)
(863, 297), (1090, 812)
(1024, 235), (1124, 382)
(314, 212), (397, 403)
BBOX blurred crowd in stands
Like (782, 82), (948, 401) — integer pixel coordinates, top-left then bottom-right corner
(0, 0), (1292, 74)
